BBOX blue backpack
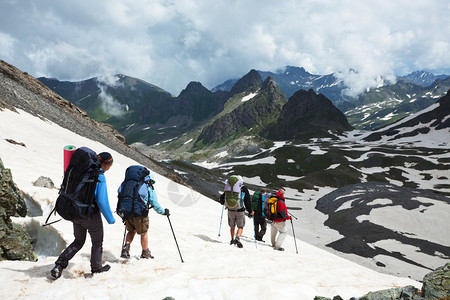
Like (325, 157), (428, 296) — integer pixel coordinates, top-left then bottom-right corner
(116, 165), (152, 221)
(55, 147), (101, 221)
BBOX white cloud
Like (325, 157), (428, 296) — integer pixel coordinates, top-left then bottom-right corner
(98, 85), (126, 117)
(0, 32), (15, 58)
(0, 0), (449, 96)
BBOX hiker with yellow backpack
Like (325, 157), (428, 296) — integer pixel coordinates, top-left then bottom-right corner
(268, 188), (290, 251)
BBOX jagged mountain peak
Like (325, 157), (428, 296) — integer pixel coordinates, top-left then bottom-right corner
(402, 70), (449, 86)
(194, 75), (286, 147)
(268, 89), (353, 141)
(283, 65), (309, 76)
(261, 76), (278, 91)
(178, 81), (211, 98)
(229, 69), (263, 95)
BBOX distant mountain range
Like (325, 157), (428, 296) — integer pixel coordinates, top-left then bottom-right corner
(365, 88), (450, 144)
(39, 68), (356, 157)
(213, 67), (450, 130)
(39, 75), (229, 146)
(213, 66), (345, 101)
(340, 76), (450, 130)
(402, 70), (450, 86)
(39, 67), (450, 143)
(214, 66), (449, 99)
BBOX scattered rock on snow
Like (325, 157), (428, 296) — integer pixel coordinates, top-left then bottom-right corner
(32, 176), (55, 189)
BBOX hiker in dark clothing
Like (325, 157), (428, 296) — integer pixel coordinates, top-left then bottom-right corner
(251, 188), (267, 242)
(219, 175), (253, 248)
(51, 152), (116, 279)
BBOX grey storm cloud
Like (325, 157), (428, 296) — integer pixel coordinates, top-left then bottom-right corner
(0, 0), (449, 96)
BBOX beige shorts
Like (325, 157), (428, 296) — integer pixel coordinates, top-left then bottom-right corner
(125, 216), (149, 234)
(228, 210), (245, 228)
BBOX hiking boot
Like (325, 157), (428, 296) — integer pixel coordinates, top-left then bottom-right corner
(230, 239), (236, 245)
(121, 243), (130, 258)
(50, 264), (63, 279)
(91, 264), (111, 274)
(141, 249), (154, 259)
(235, 236), (243, 248)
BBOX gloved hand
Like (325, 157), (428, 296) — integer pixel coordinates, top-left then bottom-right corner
(164, 208), (170, 216)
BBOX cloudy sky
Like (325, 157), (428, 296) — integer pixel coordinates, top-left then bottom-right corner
(1, 0), (449, 96)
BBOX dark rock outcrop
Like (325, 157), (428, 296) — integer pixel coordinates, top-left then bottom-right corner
(0, 158), (37, 261)
(33, 176), (55, 189)
(268, 89), (353, 141)
(355, 285), (420, 300)
(315, 262), (450, 299)
(421, 262), (450, 299)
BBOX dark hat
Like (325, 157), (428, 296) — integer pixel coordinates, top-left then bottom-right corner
(98, 152), (113, 165)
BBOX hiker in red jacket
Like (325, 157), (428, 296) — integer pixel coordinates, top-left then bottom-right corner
(270, 188), (290, 251)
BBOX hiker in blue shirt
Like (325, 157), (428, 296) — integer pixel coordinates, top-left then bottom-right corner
(120, 172), (169, 259)
(95, 166), (116, 224)
(51, 152), (115, 279)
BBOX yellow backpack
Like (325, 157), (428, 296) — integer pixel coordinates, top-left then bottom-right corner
(264, 195), (279, 220)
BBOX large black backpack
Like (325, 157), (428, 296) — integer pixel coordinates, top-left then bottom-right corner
(116, 165), (152, 221)
(51, 147), (100, 222)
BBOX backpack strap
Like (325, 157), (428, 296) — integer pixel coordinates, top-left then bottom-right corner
(42, 206), (62, 226)
(145, 180), (155, 210)
(146, 189), (154, 210)
(131, 182), (139, 215)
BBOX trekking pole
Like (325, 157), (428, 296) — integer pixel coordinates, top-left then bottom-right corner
(289, 212), (298, 220)
(253, 220), (258, 249)
(218, 204), (224, 237)
(167, 215), (184, 263)
(249, 212), (257, 249)
(289, 217), (298, 254)
(121, 226), (127, 255)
